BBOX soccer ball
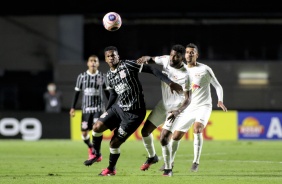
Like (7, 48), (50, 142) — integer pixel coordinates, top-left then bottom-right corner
(103, 12), (122, 31)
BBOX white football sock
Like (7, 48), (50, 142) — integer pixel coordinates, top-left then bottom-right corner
(171, 139), (180, 163)
(142, 134), (156, 158)
(162, 144), (172, 169)
(193, 133), (203, 164)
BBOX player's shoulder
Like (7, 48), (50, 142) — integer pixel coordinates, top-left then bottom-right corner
(78, 71), (87, 77)
(198, 62), (212, 70)
(155, 55), (169, 60)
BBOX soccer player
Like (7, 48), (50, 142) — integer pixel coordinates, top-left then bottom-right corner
(89, 46), (183, 176)
(136, 45), (192, 176)
(159, 43), (228, 173)
(69, 55), (109, 166)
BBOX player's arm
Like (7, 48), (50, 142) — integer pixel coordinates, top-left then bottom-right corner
(105, 89), (118, 110)
(70, 90), (80, 117)
(167, 89), (192, 123)
(136, 56), (156, 64)
(142, 64), (183, 94)
(103, 83), (110, 100)
(208, 67), (228, 112)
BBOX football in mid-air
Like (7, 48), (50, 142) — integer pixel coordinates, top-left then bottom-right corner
(103, 12), (122, 31)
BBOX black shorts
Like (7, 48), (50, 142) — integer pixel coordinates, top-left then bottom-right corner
(98, 104), (146, 142)
(81, 111), (103, 131)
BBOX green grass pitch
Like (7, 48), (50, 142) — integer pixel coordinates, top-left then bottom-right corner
(0, 140), (281, 184)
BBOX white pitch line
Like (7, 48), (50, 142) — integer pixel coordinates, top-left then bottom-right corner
(215, 160), (282, 164)
(158, 153), (282, 164)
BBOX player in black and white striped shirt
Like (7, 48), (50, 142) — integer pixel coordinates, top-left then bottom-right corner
(69, 55), (109, 165)
(85, 46), (183, 176)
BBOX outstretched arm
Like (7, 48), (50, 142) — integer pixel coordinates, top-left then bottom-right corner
(142, 64), (183, 94)
(136, 56), (155, 64)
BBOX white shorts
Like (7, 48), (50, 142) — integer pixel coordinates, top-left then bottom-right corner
(162, 105), (212, 133)
(147, 100), (167, 127)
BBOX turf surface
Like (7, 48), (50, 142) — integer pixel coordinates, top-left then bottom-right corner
(0, 140), (281, 184)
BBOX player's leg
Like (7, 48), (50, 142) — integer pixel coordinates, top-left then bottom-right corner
(140, 101), (166, 171)
(160, 128), (173, 176)
(99, 106), (146, 176)
(84, 111), (112, 166)
(191, 106), (212, 172)
(89, 112), (104, 162)
(140, 120), (159, 170)
(81, 113), (95, 162)
(159, 109), (194, 171)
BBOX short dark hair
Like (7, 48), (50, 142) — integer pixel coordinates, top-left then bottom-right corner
(186, 43), (198, 52)
(104, 46), (118, 53)
(172, 44), (185, 55)
(89, 54), (98, 58)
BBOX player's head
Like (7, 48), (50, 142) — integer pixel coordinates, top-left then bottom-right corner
(87, 55), (99, 72)
(47, 83), (56, 94)
(169, 44), (185, 68)
(185, 43), (199, 65)
(104, 46), (120, 69)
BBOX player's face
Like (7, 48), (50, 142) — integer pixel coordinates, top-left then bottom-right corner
(105, 50), (119, 70)
(87, 56), (99, 71)
(185, 47), (198, 65)
(169, 50), (184, 68)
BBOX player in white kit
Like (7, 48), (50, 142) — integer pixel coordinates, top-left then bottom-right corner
(137, 45), (192, 176)
(160, 43), (228, 173)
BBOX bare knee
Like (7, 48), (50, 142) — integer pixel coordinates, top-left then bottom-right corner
(141, 121), (156, 137)
(193, 122), (204, 133)
(160, 130), (171, 146)
(110, 137), (123, 148)
(93, 121), (105, 133)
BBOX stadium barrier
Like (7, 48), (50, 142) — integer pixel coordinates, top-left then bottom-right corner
(1, 111), (281, 140)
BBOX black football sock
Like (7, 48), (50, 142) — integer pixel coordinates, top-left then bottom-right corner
(92, 135), (103, 156)
(84, 138), (92, 148)
(108, 153), (120, 171)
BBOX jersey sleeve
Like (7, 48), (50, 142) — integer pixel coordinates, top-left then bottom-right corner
(125, 60), (144, 73)
(74, 74), (83, 91)
(154, 55), (170, 67)
(207, 66), (224, 102)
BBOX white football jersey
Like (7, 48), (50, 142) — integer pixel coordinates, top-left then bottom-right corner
(155, 55), (191, 110)
(186, 62), (223, 108)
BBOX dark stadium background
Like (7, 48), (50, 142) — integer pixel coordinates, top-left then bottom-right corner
(1, 0), (282, 111)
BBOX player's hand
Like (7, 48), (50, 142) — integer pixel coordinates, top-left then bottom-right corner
(166, 110), (180, 123)
(217, 101), (227, 112)
(136, 56), (150, 64)
(69, 108), (75, 117)
(169, 82), (183, 94)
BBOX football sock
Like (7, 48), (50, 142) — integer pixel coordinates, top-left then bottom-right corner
(92, 133), (103, 156)
(82, 134), (92, 148)
(171, 139), (180, 163)
(108, 148), (120, 171)
(193, 133), (203, 164)
(142, 134), (156, 158)
(161, 144), (172, 169)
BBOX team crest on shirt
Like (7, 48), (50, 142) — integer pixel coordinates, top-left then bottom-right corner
(96, 77), (103, 85)
(119, 70), (126, 79)
(172, 75), (178, 80)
